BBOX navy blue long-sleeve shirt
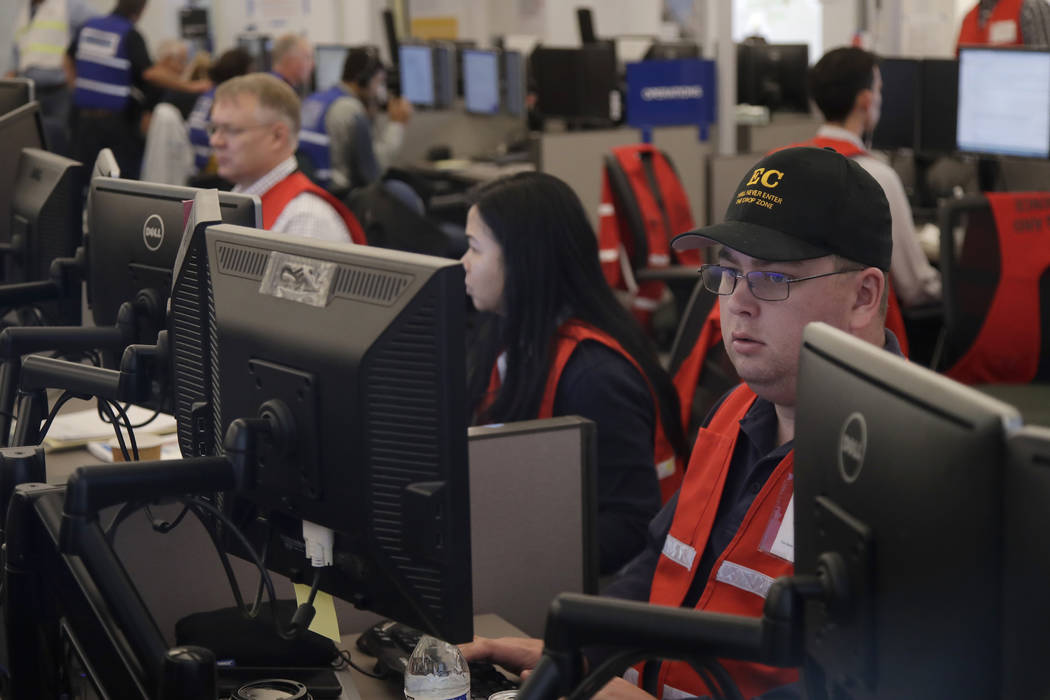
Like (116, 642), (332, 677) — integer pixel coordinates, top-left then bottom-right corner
(552, 340), (662, 575)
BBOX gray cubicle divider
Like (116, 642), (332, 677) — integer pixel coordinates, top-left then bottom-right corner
(109, 415), (597, 643)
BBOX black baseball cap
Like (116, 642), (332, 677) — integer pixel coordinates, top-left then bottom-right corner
(672, 146), (892, 271)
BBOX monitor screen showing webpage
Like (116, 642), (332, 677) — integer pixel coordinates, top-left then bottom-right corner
(957, 47), (1050, 158)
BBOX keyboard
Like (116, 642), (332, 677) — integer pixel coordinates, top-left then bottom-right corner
(356, 620), (519, 700)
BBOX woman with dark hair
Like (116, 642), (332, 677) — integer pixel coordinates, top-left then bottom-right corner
(463, 171), (688, 575)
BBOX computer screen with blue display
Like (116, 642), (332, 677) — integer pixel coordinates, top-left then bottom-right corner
(957, 47), (1050, 158)
(400, 44), (435, 106)
(463, 49), (500, 114)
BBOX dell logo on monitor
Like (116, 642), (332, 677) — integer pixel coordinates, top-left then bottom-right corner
(142, 214), (164, 252)
(838, 412), (867, 484)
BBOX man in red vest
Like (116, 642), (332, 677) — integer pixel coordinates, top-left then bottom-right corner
(208, 73), (366, 244)
(802, 47), (940, 309)
(462, 147), (905, 699)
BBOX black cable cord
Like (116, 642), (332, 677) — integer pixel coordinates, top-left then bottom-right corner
(565, 650), (744, 700)
(97, 398), (137, 461)
(96, 400), (160, 430)
(688, 657), (744, 700)
(334, 648), (387, 679)
(35, 390), (81, 442)
(183, 496), (304, 641)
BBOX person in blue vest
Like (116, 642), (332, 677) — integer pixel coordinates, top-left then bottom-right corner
(269, 33), (313, 93)
(186, 47), (255, 176)
(299, 46), (412, 192)
(65, 0), (210, 179)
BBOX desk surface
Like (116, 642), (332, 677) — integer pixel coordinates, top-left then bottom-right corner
(338, 614), (527, 700)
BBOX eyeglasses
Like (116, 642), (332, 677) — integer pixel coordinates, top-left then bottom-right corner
(699, 264), (862, 301)
(204, 122), (274, 138)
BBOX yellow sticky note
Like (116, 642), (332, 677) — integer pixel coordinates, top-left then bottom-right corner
(293, 584), (341, 643)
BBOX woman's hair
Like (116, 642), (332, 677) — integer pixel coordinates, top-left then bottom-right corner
(466, 171), (687, 457)
(208, 48), (255, 84)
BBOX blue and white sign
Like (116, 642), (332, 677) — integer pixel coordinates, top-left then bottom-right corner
(626, 59), (716, 135)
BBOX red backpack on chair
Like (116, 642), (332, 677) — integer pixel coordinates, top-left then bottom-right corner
(598, 144), (702, 331)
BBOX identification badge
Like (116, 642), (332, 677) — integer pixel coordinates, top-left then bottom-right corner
(758, 473), (794, 563)
(989, 19), (1018, 44)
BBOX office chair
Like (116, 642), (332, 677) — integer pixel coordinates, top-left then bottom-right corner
(933, 192), (1050, 424)
(667, 281), (738, 442)
(598, 143), (702, 347)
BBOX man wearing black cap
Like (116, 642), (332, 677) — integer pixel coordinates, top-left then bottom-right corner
(462, 146), (904, 700)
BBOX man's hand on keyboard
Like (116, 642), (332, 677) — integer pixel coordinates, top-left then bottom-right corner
(459, 636), (543, 675)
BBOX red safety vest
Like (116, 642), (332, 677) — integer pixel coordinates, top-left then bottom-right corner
(671, 303), (722, 430)
(775, 138), (910, 357)
(641, 385), (798, 699)
(598, 144), (702, 329)
(261, 171), (368, 245)
(481, 320), (683, 503)
(957, 0), (1024, 50)
(946, 192), (1050, 384)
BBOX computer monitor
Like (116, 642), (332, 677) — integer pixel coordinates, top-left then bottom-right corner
(85, 178), (261, 330)
(399, 44), (436, 107)
(0, 102), (46, 249)
(871, 58), (920, 151)
(5, 148), (84, 325)
(736, 42), (810, 113)
(314, 43), (350, 92)
(794, 322), (1022, 699)
(503, 50), (526, 117)
(195, 222), (473, 642)
(956, 46), (1050, 158)
(432, 42), (457, 108)
(463, 49), (500, 115)
(0, 78), (34, 116)
(532, 44), (618, 124)
(918, 58), (958, 154)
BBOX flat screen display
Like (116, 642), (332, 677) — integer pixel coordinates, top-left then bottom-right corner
(957, 47), (1050, 158)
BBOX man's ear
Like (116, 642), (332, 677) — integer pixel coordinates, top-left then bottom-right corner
(854, 88), (873, 116)
(849, 267), (885, 331)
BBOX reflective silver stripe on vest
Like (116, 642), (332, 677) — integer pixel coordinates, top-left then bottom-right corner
(598, 249), (619, 262)
(298, 129), (330, 146)
(75, 50), (130, 70)
(715, 560), (774, 599)
(74, 77), (130, 97)
(662, 684), (695, 700)
(661, 533), (697, 570)
(648, 253), (671, 266)
(598, 202), (615, 216)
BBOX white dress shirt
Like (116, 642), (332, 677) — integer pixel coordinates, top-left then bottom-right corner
(817, 125), (942, 306)
(233, 156), (353, 244)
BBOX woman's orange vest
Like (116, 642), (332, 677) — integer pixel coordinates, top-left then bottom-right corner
(261, 171), (368, 245)
(640, 384), (798, 699)
(957, 0), (1024, 50)
(481, 320), (683, 503)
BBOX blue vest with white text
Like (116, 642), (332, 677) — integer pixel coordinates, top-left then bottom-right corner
(73, 13), (133, 111)
(187, 88), (215, 171)
(299, 85), (347, 187)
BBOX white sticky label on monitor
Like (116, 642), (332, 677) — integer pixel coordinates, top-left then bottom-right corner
(989, 20), (1018, 44)
(259, 252), (335, 307)
(770, 494), (795, 563)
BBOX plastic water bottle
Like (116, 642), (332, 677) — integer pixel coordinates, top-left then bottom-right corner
(404, 635), (470, 700)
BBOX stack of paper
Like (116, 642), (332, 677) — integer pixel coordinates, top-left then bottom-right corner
(42, 406), (177, 451)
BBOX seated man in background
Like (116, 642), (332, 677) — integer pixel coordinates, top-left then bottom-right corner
(802, 46), (941, 308)
(208, 73), (365, 244)
(269, 32), (314, 92)
(186, 47), (256, 176)
(300, 46), (412, 192)
(463, 146), (904, 699)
